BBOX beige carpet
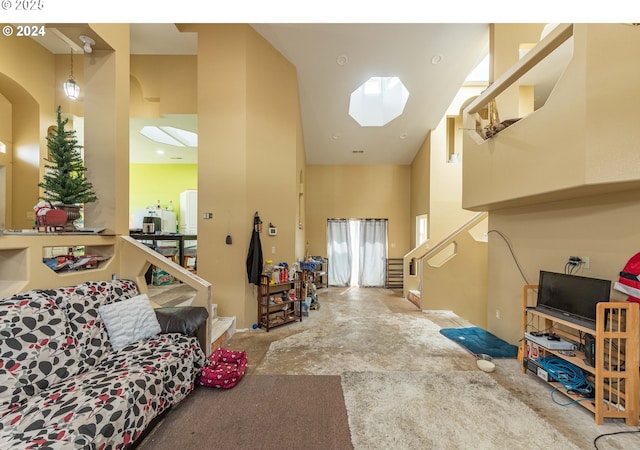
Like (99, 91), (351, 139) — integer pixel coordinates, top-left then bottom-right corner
(341, 370), (579, 450)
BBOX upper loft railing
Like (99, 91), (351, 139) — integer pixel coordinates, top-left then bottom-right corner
(464, 23), (574, 144)
(459, 23), (640, 211)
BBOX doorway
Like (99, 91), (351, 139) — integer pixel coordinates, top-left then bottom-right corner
(326, 218), (388, 287)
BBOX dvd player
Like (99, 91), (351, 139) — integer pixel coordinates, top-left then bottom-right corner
(525, 332), (577, 350)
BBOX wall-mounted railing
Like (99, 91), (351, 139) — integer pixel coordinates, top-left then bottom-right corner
(403, 212), (488, 326)
(419, 212), (489, 327)
(0, 233), (213, 353)
(403, 212), (487, 300)
(119, 236), (213, 351)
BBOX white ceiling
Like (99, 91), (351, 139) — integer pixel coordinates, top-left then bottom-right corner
(34, 23), (491, 165)
(251, 23), (489, 165)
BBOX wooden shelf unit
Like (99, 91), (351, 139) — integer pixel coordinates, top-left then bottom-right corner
(257, 273), (303, 332)
(522, 284), (639, 426)
(313, 258), (328, 289)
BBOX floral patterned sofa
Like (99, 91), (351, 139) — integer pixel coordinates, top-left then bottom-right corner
(0, 279), (207, 449)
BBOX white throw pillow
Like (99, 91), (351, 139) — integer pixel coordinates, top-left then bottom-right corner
(98, 293), (161, 352)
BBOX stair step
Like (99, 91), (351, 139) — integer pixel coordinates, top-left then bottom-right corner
(210, 316), (236, 352)
(407, 290), (421, 308)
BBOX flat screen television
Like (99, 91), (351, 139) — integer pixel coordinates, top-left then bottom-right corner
(535, 270), (611, 329)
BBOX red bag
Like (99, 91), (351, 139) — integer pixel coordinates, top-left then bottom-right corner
(197, 347), (247, 389)
(614, 252), (640, 304)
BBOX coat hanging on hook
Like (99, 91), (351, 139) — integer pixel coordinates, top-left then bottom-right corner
(246, 212), (263, 285)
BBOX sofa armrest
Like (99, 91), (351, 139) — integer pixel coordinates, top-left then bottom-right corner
(154, 307), (209, 339)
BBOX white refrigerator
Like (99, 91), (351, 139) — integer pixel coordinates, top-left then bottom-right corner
(179, 190), (198, 235)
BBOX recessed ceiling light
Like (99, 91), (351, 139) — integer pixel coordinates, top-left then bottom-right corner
(156, 149), (165, 155)
(336, 54), (348, 66)
(431, 54), (443, 65)
(332, 133), (342, 140)
(399, 133), (408, 140)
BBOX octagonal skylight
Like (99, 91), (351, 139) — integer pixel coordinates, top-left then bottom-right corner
(349, 76), (409, 127)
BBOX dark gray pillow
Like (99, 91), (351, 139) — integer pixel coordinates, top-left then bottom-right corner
(154, 306), (209, 337)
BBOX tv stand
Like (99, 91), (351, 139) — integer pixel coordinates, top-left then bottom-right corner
(522, 284), (639, 426)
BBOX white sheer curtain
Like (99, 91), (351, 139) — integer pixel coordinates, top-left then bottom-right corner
(327, 218), (387, 287)
(327, 219), (352, 286)
(358, 219), (387, 287)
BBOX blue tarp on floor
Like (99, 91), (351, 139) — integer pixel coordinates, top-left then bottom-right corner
(439, 326), (518, 358)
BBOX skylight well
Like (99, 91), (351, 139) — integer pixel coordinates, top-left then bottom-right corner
(349, 76), (409, 127)
(140, 126), (198, 147)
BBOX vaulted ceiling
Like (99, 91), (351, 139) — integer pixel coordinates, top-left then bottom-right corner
(32, 23), (490, 165)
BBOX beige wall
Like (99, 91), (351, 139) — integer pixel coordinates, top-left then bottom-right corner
(429, 86), (484, 245)
(0, 29), (56, 229)
(0, 96), (10, 229)
(487, 191), (640, 345)
(181, 24), (303, 328)
(410, 134), (430, 249)
(82, 24), (131, 234)
(306, 165), (411, 259)
(130, 55), (197, 117)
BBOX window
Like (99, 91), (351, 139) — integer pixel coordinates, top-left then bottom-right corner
(416, 214), (428, 246)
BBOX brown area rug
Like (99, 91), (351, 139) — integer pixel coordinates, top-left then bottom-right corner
(136, 375), (353, 450)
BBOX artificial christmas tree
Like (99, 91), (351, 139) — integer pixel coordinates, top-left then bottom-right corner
(39, 106), (97, 230)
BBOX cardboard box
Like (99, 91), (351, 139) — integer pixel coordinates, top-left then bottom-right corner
(152, 267), (175, 286)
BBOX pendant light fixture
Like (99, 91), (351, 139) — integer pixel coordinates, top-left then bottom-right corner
(63, 48), (80, 100)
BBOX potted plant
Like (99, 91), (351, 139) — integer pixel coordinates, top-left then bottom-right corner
(38, 106), (97, 231)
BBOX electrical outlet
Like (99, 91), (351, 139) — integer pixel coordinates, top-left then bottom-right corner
(495, 310), (501, 319)
(568, 255), (590, 269)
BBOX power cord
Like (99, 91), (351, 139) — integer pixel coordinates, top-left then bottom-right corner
(487, 229), (530, 284)
(565, 256), (584, 274)
(594, 429), (640, 449)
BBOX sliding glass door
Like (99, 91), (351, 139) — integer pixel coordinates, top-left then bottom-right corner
(327, 218), (388, 287)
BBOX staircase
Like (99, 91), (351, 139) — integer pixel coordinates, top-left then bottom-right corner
(209, 304), (236, 351)
(149, 283), (236, 353)
(385, 258), (404, 289)
(407, 289), (421, 308)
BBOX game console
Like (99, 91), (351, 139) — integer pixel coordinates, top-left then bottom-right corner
(524, 332), (577, 351)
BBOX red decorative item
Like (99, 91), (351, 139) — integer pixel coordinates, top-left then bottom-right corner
(197, 347), (247, 389)
(614, 252), (640, 304)
(45, 209), (68, 231)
